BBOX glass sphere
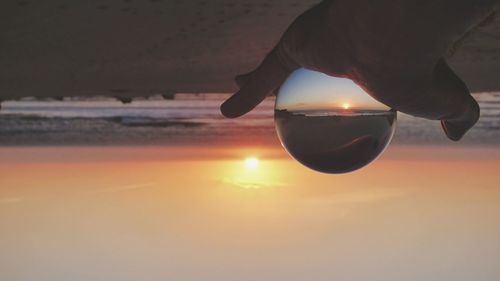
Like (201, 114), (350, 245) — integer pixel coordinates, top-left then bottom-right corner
(275, 68), (397, 173)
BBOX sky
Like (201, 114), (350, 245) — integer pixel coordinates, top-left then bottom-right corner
(276, 68), (391, 112)
(0, 145), (499, 281)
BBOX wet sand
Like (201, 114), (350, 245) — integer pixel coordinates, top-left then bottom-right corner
(275, 109), (396, 173)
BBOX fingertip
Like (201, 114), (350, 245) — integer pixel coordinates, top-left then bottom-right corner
(220, 90), (260, 118)
(220, 97), (243, 118)
(223, 47), (295, 119)
(220, 94), (239, 118)
(441, 120), (466, 141)
(441, 97), (480, 141)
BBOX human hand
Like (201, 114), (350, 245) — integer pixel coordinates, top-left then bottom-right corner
(221, 0), (499, 141)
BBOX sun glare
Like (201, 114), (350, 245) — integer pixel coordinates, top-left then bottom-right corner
(244, 157), (259, 169)
(342, 103), (351, 110)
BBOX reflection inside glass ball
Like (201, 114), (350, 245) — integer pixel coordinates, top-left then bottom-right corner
(275, 68), (397, 174)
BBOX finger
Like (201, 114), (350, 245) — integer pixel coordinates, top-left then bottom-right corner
(221, 49), (297, 118)
(384, 58), (479, 141)
(272, 87), (280, 96)
(236, 72), (280, 96)
(431, 59), (479, 141)
(235, 72), (252, 88)
(439, 89), (480, 139)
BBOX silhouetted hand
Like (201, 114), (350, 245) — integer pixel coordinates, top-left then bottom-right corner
(221, 0), (499, 141)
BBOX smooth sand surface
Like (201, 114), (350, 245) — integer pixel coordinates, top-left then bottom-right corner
(0, 1), (499, 99)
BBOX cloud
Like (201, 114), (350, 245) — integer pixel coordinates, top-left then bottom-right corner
(220, 177), (287, 189)
(88, 182), (157, 194)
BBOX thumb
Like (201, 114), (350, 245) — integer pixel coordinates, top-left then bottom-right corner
(430, 59), (479, 141)
(436, 63), (480, 141)
(221, 49), (297, 118)
(383, 58), (479, 141)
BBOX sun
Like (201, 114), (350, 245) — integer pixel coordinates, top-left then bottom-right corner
(244, 157), (259, 169)
(342, 102), (351, 110)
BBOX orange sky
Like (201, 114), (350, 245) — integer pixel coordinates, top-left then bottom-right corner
(0, 145), (499, 280)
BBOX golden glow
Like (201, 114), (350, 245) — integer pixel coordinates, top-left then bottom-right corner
(217, 155), (287, 189)
(0, 146), (500, 279)
(244, 157), (259, 169)
(342, 102), (351, 110)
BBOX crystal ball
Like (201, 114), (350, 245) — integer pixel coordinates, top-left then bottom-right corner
(275, 68), (397, 173)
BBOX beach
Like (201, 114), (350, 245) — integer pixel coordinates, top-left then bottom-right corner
(0, 93), (499, 146)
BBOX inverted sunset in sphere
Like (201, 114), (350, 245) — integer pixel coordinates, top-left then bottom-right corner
(275, 68), (397, 174)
